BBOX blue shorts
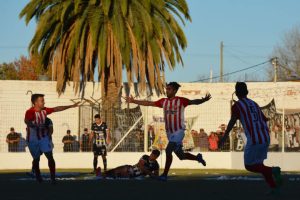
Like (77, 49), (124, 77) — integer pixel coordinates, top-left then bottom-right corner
(28, 136), (53, 159)
(167, 129), (185, 145)
(244, 143), (269, 165)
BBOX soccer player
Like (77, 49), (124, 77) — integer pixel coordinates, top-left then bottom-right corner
(98, 150), (160, 179)
(125, 82), (211, 181)
(27, 117), (53, 178)
(90, 114), (110, 173)
(219, 82), (282, 194)
(24, 94), (79, 184)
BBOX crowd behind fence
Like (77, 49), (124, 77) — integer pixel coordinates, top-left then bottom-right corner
(2, 100), (300, 153)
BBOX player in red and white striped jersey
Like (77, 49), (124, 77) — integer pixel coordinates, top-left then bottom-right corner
(24, 94), (79, 184)
(219, 82), (282, 194)
(125, 82), (211, 181)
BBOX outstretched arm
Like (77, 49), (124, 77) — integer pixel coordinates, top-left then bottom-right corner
(124, 96), (156, 107)
(188, 93), (212, 105)
(52, 102), (80, 112)
(218, 116), (238, 148)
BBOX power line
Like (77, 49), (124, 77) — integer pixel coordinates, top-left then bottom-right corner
(191, 60), (271, 82)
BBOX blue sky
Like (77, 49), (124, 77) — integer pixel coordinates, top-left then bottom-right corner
(0, 0), (300, 82)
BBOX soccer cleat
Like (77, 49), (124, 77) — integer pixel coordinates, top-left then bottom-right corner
(36, 176), (43, 183)
(51, 178), (57, 185)
(196, 153), (206, 166)
(272, 167), (283, 187)
(158, 174), (168, 182)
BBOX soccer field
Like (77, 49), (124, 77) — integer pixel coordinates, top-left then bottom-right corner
(0, 169), (299, 200)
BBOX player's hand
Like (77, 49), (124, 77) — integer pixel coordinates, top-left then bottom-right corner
(203, 93), (212, 102)
(124, 95), (135, 103)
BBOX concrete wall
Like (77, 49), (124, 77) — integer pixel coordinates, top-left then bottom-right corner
(0, 152), (299, 171)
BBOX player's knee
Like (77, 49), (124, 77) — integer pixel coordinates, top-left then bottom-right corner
(45, 152), (54, 160)
(176, 152), (185, 160)
(166, 143), (176, 155)
(174, 148), (185, 160)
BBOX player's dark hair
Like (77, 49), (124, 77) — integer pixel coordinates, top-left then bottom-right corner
(67, 130), (71, 134)
(235, 82), (248, 97)
(151, 149), (160, 157)
(167, 82), (181, 92)
(94, 114), (100, 119)
(31, 93), (44, 105)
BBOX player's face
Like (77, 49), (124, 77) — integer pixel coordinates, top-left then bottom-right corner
(95, 118), (101, 124)
(149, 153), (159, 161)
(166, 86), (176, 98)
(34, 97), (45, 109)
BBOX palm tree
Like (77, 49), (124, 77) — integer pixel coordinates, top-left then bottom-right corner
(20, 0), (191, 129)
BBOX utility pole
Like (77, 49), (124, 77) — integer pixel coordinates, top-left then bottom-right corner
(271, 57), (279, 82)
(220, 41), (224, 82)
(210, 67), (213, 83)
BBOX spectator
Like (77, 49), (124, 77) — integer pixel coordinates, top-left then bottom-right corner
(73, 135), (80, 152)
(62, 130), (74, 152)
(148, 125), (155, 150)
(286, 125), (294, 149)
(6, 127), (20, 152)
(134, 129), (144, 151)
(218, 124), (230, 151)
(18, 133), (27, 152)
(269, 124), (279, 151)
(274, 124), (283, 150)
(199, 129), (209, 152)
(81, 128), (90, 152)
(191, 130), (200, 151)
(114, 127), (123, 149)
(208, 132), (219, 151)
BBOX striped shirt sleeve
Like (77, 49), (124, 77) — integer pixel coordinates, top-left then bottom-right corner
(154, 98), (165, 108)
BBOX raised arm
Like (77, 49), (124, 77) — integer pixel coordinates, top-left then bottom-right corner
(52, 102), (80, 112)
(124, 96), (156, 107)
(188, 93), (212, 105)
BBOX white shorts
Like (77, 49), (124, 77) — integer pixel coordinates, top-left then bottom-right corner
(28, 136), (53, 159)
(244, 143), (269, 165)
(167, 129), (185, 145)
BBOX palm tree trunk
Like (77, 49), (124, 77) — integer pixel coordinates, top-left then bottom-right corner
(101, 67), (121, 135)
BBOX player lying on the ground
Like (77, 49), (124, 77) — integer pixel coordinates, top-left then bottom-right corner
(24, 93), (79, 184)
(96, 150), (160, 179)
(218, 82), (282, 195)
(125, 82), (211, 181)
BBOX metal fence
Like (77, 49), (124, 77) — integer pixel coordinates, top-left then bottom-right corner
(2, 100), (299, 153)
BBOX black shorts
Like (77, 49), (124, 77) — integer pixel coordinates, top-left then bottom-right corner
(93, 145), (107, 156)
